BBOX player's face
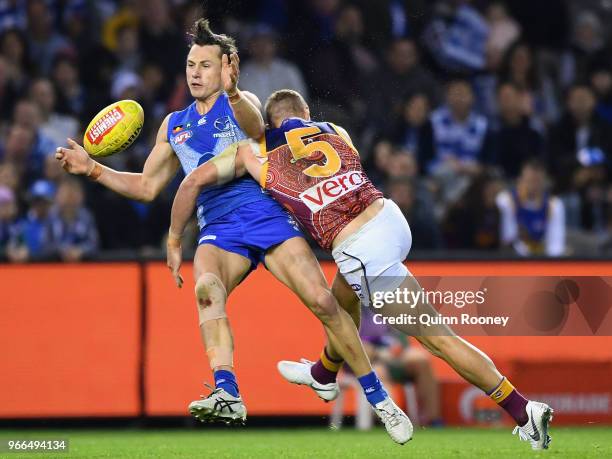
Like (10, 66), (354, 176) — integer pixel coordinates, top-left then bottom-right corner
(186, 44), (223, 100)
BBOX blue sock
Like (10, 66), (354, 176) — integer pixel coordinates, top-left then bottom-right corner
(214, 370), (240, 397)
(358, 371), (388, 406)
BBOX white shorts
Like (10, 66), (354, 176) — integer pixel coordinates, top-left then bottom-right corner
(332, 199), (412, 305)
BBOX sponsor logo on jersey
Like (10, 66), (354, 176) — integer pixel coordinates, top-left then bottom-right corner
(86, 106), (125, 145)
(298, 171), (365, 213)
(198, 116), (207, 126)
(174, 130), (193, 145)
(213, 131), (236, 139)
(214, 116), (232, 131)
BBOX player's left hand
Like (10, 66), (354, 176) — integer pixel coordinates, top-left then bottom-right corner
(166, 240), (184, 288)
(222, 52), (240, 95)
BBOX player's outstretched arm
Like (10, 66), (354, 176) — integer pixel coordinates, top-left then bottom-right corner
(55, 114), (180, 202)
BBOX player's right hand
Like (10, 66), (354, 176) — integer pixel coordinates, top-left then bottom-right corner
(166, 239), (184, 288)
(55, 138), (93, 175)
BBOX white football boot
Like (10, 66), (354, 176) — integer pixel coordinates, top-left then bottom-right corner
(373, 397), (414, 445)
(277, 359), (340, 402)
(189, 385), (247, 426)
(512, 401), (554, 450)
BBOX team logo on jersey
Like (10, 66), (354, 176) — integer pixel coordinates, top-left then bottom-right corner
(214, 116), (232, 132)
(174, 130), (192, 145)
(298, 171), (365, 213)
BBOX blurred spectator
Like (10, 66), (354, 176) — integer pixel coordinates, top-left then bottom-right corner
(591, 65), (612, 125)
(494, 82), (545, 178)
(6, 179), (56, 262)
(370, 38), (440, 130)
(11, 99), (56, 178)
(286, 0), (342, 60)
(1, 124), (36, 178)
(49, 177), (98, 262)
(0, 160), (20, 193)
(26, 0), (71, 75)
(0, 28), (30, 118)
(355, 0), (434, 51)
(0, 185), (18, 259)
(51, 55), (86, 118)
(485, 1), (520, 70)
(429, 80), (494, 203)
(29, 78), (79, 148)
(240, 25), (308, 108)
(496, 160), (565, 256)
(390, 93), (434, 174)
(498, 41), (560, 124)
(136, 0), (184, 98)
(111, 70), (142, 101)
(423, 0), (489, 74)
(43, 153), (63, 186)
(113, 23), (141, 73)
(0, 1), (27, 32)
(549, 84), (611, 230)
(366, 140), (394, 188)
(387, 176), (441, 250)
(306, 3), (377, 130)
(443, 171), (502, 250)
(560, 11), (609, 89)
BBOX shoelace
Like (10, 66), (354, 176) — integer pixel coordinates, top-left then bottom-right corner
(512, 426), (531, 442)
(300, 358), (315, 365)
(199, 382), (221, 400)
(378, 406), (402, 428)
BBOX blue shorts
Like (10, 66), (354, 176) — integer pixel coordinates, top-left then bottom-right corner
(197, 200), (304, 274)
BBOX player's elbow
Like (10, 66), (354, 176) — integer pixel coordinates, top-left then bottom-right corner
(138, 183), (159, 203)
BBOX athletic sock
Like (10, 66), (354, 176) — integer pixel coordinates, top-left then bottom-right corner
(214, 370), (240, 397)
(487, 376), (528, 426)
(358, 371), (388, 406)
(310, 348), (343, 385)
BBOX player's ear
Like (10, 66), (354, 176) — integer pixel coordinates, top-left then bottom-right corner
(304, 106), (311, 121)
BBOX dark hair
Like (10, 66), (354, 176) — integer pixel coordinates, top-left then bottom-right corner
(499, 40), (540, 90)
(188, 18), (237, 56)
(521, 158), (547, 174)
(264, 89), (308, 123)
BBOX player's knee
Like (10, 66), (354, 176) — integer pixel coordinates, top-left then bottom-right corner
(195, 272), (228, 326)
(310, 289), (340, 325)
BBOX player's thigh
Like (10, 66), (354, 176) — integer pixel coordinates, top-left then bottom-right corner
(264, 236), (330, 306)
(332, 270), (360, 322)
(194, 243), (252, 295)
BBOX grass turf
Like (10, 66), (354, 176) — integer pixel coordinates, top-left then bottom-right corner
(1, 427), (611, 458)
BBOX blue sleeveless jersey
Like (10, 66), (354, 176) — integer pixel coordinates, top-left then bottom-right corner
(511, 188), (549, 250)
(167, 94), (269, 227)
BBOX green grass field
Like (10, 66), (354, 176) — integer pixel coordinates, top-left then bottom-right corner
(1, 427), (611, 458)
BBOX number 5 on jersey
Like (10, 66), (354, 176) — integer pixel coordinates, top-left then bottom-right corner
(285, 126), (341, 178)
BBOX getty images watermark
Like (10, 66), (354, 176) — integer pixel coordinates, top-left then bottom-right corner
(357, 276), (612, 336)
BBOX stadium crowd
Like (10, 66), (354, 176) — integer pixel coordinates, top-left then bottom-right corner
(1, 0), (612, 261)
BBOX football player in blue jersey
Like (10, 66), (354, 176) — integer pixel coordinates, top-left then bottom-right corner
(54, 19), (412, 443)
